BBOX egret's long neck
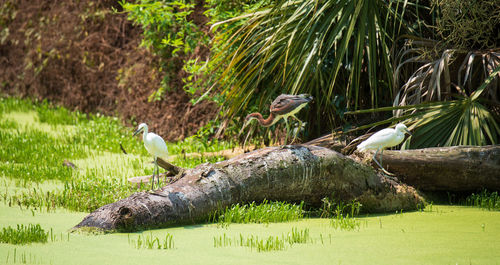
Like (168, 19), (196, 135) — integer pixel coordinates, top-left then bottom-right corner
(142, 127), (149, 141)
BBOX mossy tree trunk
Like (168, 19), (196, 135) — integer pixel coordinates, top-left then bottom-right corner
(74, 145), (422, 231)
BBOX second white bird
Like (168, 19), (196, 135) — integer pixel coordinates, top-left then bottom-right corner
(357, 123), (412, 174)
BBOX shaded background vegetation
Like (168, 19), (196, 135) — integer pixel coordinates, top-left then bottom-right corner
(1, 0), (499, 146)
(0, 0), (217, 141)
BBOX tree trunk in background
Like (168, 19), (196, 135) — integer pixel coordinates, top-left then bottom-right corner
(381, 145), (500, 192)
(74, 145), (423, 231)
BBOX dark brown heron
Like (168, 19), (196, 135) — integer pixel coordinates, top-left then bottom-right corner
(244, 94), (313, 144)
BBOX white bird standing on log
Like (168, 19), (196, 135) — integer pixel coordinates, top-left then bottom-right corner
(357, 123), (412, 175)
(133, 123), (169, 190)
(244, 94), (313, 144)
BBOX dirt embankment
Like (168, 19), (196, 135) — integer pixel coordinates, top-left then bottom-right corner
(0, 0), (217, 141)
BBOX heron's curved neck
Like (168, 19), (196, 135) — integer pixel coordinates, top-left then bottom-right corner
(250, 112), (276, 127)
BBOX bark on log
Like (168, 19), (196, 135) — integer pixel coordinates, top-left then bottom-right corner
(380, 145), (500, 192)
(74, 145), (423, 231)
(307, 135), (500, 192)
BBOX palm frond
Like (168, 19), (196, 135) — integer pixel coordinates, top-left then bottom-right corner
(347, 64), (500, 148)
(211, 0), (424, 138)
(393, 40), (500, 112)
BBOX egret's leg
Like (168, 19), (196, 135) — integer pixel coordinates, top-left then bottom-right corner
(151, 157), (157, 190)
(372, 149), (394, 176)
(372, 149), (385, 170)
(156, 159), (160, 188)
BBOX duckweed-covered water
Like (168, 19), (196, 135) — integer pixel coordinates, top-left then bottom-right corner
(1, 204), (500, 264)
(1, 98), (500, 264)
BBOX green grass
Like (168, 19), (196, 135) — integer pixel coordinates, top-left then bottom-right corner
(128, 233), (175, 250)
(0, 117), (17, 129)
(168, 136), (235, 155)
(0, 224), (48, 245)
(172, 154), (226, 169)
(212, 200), (304, 226)
(331, 213), (360, 231)
(465, 190), (500, 211)
(0, 97), (33, 115)
(0, 96), (235, 213)
(213, 227), (311, 252)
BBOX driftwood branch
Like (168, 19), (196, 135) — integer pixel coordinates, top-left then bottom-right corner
(74, 145), (423, 231)
(157, 157), (182, 175)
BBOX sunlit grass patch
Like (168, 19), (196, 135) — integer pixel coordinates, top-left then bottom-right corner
(172, 154), (226, 169)
(0, 163), (73, 182)
(0, 224), (48, 245)
(3, 175), (149, 212)
(331, 213), (360, 231)
(466, 190), (500, 211)
(0, 96), (236, 213)
(168, 136), (235, 155)
(0, 117), (17, 130)
(36, 102), (86, 126)
(212, 200), (304, 226)
(0, 97), (34, 116)
(0, 129), (86, 166)
(128, 233), (175, 250)
(1, 111), (77, 138)
(213, 227), (312, 252)
(318, 197), (362, 231)
(1, 152), (152, 212)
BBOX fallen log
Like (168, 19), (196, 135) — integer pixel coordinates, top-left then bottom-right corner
(74, 145), (423, 231)
(306, 135), (500, 192)
(380, 145), (500, 192)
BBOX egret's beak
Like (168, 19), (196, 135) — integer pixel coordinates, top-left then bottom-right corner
(405, 128), (412, 136)
(133, 128), (142, 137)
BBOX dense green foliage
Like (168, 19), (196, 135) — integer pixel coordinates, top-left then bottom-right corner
(124, 0), (498, 146)
(0, 224), (48, 245)
(433, 0), (500, 50)
(213, 200), (304, 226)
(119, 0), (272, 101)
(120, 0), (206, 98)
(211, 0), (421, 126)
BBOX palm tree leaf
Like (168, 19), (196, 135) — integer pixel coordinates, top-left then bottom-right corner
(210, 0), (418, 138)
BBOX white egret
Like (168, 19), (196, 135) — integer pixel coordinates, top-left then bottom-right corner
(133, 123), (169, 190)
(357, 123), (412, 174)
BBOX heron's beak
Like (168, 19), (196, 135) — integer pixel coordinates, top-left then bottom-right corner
(133, 128), (142, 136)
(405, 129), (412, 136)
